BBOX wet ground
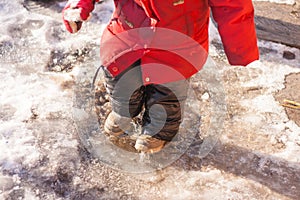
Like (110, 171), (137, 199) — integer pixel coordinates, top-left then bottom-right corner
(0, 0), (300, 199)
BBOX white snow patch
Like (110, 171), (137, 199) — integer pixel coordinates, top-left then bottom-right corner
(273, 121), (300, 163)
(24, 188), (40, 200)
(241, 95), (283, 113)
(0, 123), (40, 171)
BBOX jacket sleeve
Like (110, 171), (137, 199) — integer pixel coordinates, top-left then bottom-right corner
(209, 0), (259, 66)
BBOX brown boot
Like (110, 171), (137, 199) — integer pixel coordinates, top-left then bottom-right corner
(104, 111), (139, 153)
(104, 111), (132, 137)
(135, 135), (167, 153)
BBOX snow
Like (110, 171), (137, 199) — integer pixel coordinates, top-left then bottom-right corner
(253, 0), (296, 5)
(0, 0), (300, 199)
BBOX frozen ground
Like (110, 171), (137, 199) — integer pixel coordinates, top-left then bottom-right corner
(0, 0), (300, 199)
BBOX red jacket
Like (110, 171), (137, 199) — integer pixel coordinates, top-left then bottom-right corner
(100, 0), (259, 84)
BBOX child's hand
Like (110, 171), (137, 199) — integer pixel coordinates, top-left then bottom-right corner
(246, 60), (262, 68)
(62, 0), (96, 33)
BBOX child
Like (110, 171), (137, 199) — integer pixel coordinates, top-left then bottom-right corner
(63, 0), (259, 153)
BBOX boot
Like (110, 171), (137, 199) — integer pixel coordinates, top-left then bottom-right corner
(104, 111), (133, 137)
(135, 135), (167, 153)
(104, 111), (139, 152)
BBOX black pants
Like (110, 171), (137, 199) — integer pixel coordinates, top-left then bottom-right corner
(104, 60), (189, 141)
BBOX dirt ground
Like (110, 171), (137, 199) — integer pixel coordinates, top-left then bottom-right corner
(275, 73), (300, 127)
